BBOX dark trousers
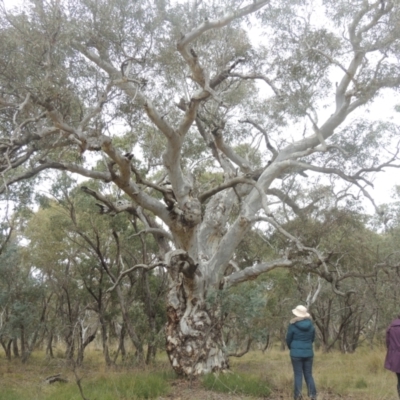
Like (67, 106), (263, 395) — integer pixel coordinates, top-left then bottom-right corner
(291, 356), (317, 399)
(397, 373), (400, 397)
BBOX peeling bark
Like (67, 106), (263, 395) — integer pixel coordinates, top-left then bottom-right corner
(165, 281), (228, 375)
(166, 304), (229, 376)
(165, 251), (228, 376)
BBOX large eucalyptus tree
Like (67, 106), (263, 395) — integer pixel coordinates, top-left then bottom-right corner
(1, 0), (400, 374)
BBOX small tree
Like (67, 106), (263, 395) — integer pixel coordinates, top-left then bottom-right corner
(26, 176), (168, 364)
(0, 241), (48, 362)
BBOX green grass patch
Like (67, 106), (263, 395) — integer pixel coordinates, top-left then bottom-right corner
(354, 378), (368, 389)
(44, 371), (171, 400)
(0, 388), (23, 400)
(202, 372), (271, 397)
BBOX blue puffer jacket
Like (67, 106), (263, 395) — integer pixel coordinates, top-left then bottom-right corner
(286, 317), (315, 358)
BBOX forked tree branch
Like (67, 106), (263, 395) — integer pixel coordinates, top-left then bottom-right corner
(178, 0), (270, 48)
(107, 261), (165, 293)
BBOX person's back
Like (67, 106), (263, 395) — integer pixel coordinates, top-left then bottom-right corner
(286, 305), (317, 400)
(287, 318), (315, 358)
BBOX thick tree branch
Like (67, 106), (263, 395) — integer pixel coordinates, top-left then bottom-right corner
(266, 188), (321, 217)
(0, 148), (34, 174)
(72, 41), (119, 77)
(223, 258), (293, 288)
(0, 161), (111, 194)
(130, 227), (173, 241)
(212, 128), (251, 173)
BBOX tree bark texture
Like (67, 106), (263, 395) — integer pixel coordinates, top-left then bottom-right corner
(165, 252), (228, 376)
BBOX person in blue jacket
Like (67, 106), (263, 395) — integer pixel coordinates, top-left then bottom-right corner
(286, 305), (317, 400)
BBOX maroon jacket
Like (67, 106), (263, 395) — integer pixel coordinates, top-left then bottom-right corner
(384, 318), (400, 373)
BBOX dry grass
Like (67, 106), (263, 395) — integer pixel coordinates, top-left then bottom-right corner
(0, 349), (173, 400)
(0, 345), (398, 399)
(231, 345), (397, 399)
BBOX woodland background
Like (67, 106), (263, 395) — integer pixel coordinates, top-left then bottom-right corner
(1, 0), (400, 398)
(1, 179), (400, 400)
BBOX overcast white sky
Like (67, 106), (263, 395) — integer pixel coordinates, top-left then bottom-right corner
(353, 91), (400, 207)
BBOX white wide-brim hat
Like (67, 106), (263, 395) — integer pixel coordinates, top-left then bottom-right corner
(292, 305), (310, 318)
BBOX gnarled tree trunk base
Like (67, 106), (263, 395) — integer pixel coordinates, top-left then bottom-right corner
(166, 305), (229, 376)
(164, 250), (229, 376)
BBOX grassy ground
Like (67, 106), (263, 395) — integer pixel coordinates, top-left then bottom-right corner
(0, 346), (397, 399)
(231, 346), (397, 399)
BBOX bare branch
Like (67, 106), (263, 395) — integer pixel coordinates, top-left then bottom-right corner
(229, 72), (281, 96)
(0, 161), (111, 194)
(227, 336), (253, 357)
(199, 176), (251, 203)
(106, 262), (165, 293)
(239, 119), (278, 158)
(177, 1), (269, 89)
(178, 1), (270, 48)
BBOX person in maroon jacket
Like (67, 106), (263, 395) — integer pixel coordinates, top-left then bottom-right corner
(384, 315), (400, 399)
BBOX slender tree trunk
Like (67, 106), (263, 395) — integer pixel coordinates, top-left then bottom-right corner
(20, 325), (28, 363)
(65, 330), (75, 360)
(99, 315), (112, 366)
(12, 337), (19, 358)
(142, 272), (157, 365)
(113, 324), (127, 364)
(313, 299), (333, 353)
(369, 309), (379, 350)
(115, 286), (144, 362)
(119, 325), (127, 360)
(46, 333), (54, 358)
(21, 322), (43, 363)
(0, 338), (12, 361)
(261, 333), (270, 353)
(76, 332), (96, 366)
(278, 324), (286, 351)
